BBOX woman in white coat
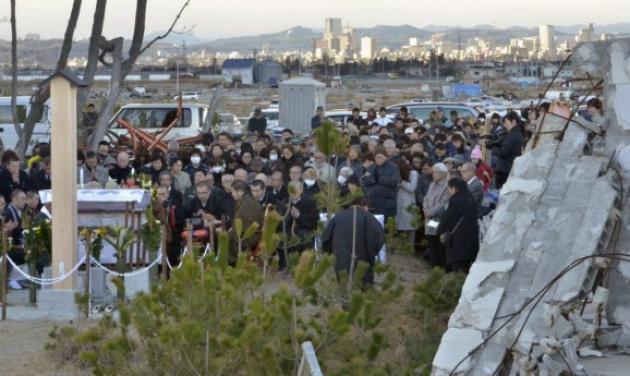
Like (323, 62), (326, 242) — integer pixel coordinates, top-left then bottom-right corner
(396, 159), (419, 238)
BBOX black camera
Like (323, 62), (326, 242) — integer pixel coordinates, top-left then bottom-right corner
(481, 130), (506, 149)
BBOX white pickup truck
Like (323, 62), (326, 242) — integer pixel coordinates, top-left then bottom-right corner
(107, 103), (210, 141)
(0, 96), (51, 152)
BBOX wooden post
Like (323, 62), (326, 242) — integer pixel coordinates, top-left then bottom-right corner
(186, 221), (193, 256)
(45, 70), (87, 291)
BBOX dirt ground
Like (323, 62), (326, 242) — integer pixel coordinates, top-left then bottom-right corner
(0, 319), (85, 376)
(0, 252), (430, 375)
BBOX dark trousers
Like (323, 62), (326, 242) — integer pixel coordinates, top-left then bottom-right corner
(495, 171), (509, 189)
(447, 260), (472, 273)
(427, 235), (445, 268)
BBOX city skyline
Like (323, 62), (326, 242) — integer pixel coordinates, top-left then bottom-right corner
(0, 0), (629, 41)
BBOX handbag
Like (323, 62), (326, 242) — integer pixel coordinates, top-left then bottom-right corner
(440, 217), (463, 246)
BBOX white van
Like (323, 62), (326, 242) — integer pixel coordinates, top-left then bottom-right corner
(107, 103), (209, 141)
(0, 96), (51, 151)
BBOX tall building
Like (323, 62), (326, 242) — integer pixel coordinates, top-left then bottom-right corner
(576, 23), (595, 43)
(409, 37), (419, 47)
(539, 24), (556, 52)
(324, 18), (342, 39)
(361, 37), (376, 59)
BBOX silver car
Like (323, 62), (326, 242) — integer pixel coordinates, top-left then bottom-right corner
(217, 112), (244, 136)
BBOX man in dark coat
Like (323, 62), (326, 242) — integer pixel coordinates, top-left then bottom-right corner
(109, 151), (134, 185)
(187, 181), (231, 224)
(311, 106), (326, 130)
(278, 181), (319, 270)
(361, 146), (401, 218)
(0, 156), (35, 202)
(459, 162), (484, 213)
(437, 178), (479, 272)
(321, 200), (384, 285)
(266, 171), (288, 206)
(229, 180), (265, 264)
(3, 189), (29, 289)
(248, 108), (267, 136)
(491, 111), (524, 189)
(154, 185), (185, 268)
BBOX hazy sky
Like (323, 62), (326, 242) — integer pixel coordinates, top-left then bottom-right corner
(1, 0), (628, 40)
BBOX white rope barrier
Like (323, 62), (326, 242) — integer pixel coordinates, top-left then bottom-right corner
(5, 255), (87, 286)
(165, 246), (189, 270)
(90, 253), (162, 277)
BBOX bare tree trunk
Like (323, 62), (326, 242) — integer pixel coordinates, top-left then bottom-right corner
(76, 0), (107, 143)
(10, 0), (23, 158)
(90, 38), (123, 151)
(202, 86), (223, 133)
(88, 0), (191, 150)
(19, 0), (83, 158)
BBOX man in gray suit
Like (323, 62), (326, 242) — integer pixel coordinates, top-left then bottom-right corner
(459, 162), (484, 212)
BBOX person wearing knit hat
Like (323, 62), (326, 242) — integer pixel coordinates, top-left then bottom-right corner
(470, 145), (493, 191)
(471, 145), (483, 160)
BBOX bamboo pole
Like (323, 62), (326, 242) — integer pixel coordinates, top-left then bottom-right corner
(84, 232), (91, 318)
(1, 218), (7, 320)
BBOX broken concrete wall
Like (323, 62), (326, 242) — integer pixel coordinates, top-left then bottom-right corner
(432, 38), (630, 375)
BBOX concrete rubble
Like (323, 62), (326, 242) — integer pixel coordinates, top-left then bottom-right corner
(432, 39), (630, 375)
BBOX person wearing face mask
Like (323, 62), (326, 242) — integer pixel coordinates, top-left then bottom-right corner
(302, 168), (320, 197)
(184, 150), (208, 180)
(305, 150), (335, 184)
(266, 147), (282, 174)
(337, 166), (354, 196)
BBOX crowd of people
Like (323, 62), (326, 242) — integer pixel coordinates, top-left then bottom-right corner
(1, 97), (606, 289)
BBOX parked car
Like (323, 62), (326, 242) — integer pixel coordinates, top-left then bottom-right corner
(107, 103), (208, 142)
(386, 102), (480, 123)
(0, 96), (51, 152)
(262, 108), (279, 128)
(173, 92), (199, 101)
(325, 109), (369, 126)
(217, 112), (244, 136)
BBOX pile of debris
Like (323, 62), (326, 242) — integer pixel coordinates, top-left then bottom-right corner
(432, 38), (630, 375)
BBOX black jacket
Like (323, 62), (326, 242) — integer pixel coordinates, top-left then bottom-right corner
(437, 191), (479, 265)
(248, 116), (267, 135)
(109, 166), (133, 185)
(361, 161), (401, 217)
(31, 169), (51, 191)
(492, 126), (524, 174)
(281, 194), (319, 235)
(266, 186), (288, 207)
(0, 169), (35, 202)
(187, 188), (232, 223)
(321, 206), (384, 285)
(3, 203), (24, 246)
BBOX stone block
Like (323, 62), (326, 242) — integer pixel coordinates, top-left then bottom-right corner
(610, 40), (630, 85)
(558, 124), (588, 158)
(461, 260), (515, 296)
(432, 328), (483, 374)
(124, 269), (151, 299)
(449, 288), (504, 331)
(612, 83), (630, 131)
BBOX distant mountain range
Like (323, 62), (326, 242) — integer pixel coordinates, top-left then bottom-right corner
(1, 22), (629, 68)
(182, 23), (630, 52)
